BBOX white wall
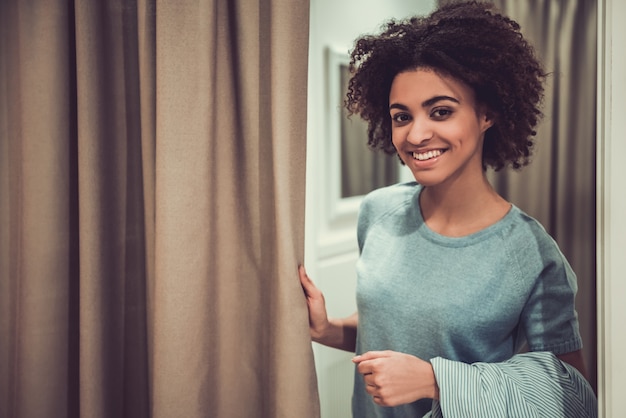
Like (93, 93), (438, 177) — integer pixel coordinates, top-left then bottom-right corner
(305, 1), (435, 417)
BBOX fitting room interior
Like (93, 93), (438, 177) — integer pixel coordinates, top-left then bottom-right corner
(305, 0), (624, 417)
(0, 1), (624, 417)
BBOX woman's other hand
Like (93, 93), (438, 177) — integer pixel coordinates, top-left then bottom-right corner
(353, 350), (440, 406)
(298, 265), (330, 341)
(299, 266), (358, 351)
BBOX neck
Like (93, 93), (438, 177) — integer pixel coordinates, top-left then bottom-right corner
(419, 173), (509, 236)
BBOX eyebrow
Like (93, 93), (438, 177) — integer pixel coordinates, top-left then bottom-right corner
(389, 95), (460, 111)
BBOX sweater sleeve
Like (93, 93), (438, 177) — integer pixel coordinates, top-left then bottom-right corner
(428, 352), (597, 418)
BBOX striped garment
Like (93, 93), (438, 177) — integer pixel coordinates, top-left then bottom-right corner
(427, 352), (597, 417)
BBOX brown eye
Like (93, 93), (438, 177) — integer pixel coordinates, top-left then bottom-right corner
(391, 113), (411, 123)
(431, 108), (453, 120)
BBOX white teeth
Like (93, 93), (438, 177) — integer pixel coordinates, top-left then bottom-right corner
(412, 149), (443, 161)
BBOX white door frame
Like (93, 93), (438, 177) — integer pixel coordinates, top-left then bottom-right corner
(596, 0), (626, 416)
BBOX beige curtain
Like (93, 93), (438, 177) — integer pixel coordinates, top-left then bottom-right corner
(438, 0), (597, 391)
(0, 1), (319, 417)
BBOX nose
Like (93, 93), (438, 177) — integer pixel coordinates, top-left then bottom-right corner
(406, 117), (433, 145)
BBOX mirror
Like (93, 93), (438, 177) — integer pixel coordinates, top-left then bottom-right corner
(337, 61), (398, 198)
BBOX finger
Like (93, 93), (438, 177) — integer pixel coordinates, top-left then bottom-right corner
(352, 350), (392, 363)
(364, 383), (378, 396)
(298, 266), (317, 293)
(356, 361), (376, 376)
(298, 265), (308, 283)
(363, 374), (377, 387)
(372, 396), (386, 406)
(299, 267), (313, 295)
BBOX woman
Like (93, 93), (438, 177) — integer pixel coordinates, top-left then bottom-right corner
(300, 2), (595, 417)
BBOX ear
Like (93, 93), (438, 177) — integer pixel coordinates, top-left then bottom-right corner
(479, 110), (495, 133)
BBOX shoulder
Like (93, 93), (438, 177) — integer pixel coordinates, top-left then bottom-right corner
(359, 181), (420, 218)
(357, 182), (420, 248)
(502, 208), (564, 260)
(501, 207), (577, 294)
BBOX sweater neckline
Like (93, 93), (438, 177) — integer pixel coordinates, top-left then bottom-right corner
(412, 184), (518, 247)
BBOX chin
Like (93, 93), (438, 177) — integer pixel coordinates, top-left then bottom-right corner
(410, 172), (446, 187)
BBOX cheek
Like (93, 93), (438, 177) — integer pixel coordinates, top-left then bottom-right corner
(447, 122), (481, 144)
(390, 133), (408, 159)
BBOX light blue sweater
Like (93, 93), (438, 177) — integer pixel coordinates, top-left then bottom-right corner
(352, 182), (585, 417)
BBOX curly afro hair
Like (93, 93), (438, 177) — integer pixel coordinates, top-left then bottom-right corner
(345, 1), (546, 171)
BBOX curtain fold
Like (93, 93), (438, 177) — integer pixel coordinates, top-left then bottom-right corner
(0, 0), (318, 417)
(0, 2), (79, 416)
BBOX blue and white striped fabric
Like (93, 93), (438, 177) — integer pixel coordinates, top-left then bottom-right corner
(427, 352), (597, 417)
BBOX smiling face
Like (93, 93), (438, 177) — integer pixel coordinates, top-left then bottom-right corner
(389, 68), (493, 189)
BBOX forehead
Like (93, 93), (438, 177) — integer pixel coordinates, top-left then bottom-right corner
(389, 68), (476, 105)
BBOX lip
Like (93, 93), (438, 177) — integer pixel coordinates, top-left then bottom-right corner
(405, 148), (447, 168)
(412, 149), (445, 161)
